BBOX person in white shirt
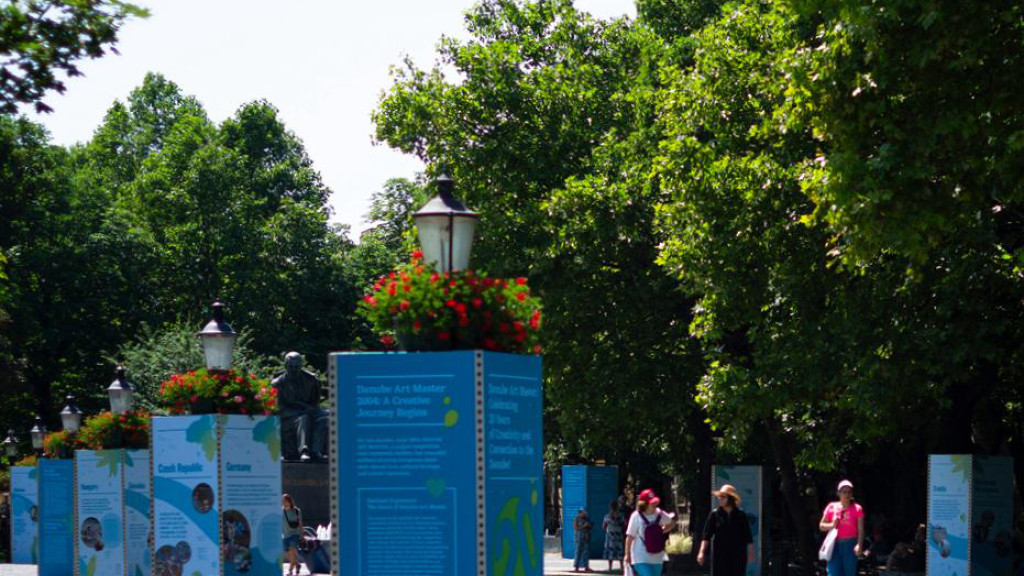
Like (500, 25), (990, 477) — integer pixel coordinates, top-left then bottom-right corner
(624, 489), (676, 576)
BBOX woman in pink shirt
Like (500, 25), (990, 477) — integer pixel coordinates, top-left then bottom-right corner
(819, 480), (864, 576)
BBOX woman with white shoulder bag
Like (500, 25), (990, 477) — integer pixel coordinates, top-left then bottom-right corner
(819, 480), (865, 576)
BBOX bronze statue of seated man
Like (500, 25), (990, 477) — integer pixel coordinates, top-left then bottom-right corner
(272, 352), (329, 461)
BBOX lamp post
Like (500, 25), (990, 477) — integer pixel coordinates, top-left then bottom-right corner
(29, 415), (46, 455)
(107, 366), (134, 415)
(198, 301), (237, 372)
(413, 175), (479, 274)
(59, 394), (82, 433)
(2, 430), (16, 468)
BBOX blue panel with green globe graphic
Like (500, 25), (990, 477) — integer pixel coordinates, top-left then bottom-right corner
(927, 455), (1015, 576)
(10, 465), (38, 564)
(331, 350), (543, 576)
(75, 450), (125, 576)
(123, 449), (152, 576)
(153, 414), (283, 576)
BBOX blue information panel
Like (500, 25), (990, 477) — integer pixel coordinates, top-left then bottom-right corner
(38, 459), (74, 576)
(928, 455), (973, 576)
(712, 465), (763, 576)
(483, 352), (544, 576)
(332, 351), (543, 576)
(123, 450), (151, 576)
(560, 465), (619, 558)
(971, 456), (1013, 576)
(10, 465), (38, 564)
(153, 415), (220, 576)
(220, 415), (283, 576)
(75, 450), (125, 576)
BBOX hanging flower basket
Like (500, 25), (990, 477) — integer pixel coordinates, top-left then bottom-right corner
(158, 368), (277, 415)
(359, 252), (542, 353)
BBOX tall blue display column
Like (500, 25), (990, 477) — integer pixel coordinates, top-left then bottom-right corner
(560, 465), (618, 559)
(72, 449), (151, 576)
(38, 459), (75, 576)
(331, 350), (544, 576)
(927, 455), (1014, 576)
(152, 415), (282, 576)
(74, 450), (125, 576)
(9, 465), (38, 564)
(123, 450), (151, 576)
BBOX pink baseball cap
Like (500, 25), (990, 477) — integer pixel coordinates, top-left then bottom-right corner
(838, 480), (854, 491)
(638, 489), (661, 506)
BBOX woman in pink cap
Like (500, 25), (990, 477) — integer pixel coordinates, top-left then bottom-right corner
(819, 480), (865, 576)
(624, 489), (676, 576)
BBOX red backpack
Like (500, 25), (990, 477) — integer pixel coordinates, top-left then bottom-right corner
(639, 511), (667, 554)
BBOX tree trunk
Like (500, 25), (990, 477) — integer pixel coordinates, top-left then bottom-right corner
(689, 415), (713, 562)
(765, 419), (816, 571)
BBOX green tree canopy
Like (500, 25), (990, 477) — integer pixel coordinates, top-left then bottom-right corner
(0, 0), (148, 113)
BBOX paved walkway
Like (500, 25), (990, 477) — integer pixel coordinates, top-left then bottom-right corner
(1, 549), (625, 575)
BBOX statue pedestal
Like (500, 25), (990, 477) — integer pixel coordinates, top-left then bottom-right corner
(283, 461), (331, 529)
(330, 350), (544, 576)
(152, 415), (282, 576)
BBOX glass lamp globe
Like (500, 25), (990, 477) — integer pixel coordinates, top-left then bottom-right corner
(413, 175), (479, 274)
(3, 430), (16, 458)
(29, 416), (46, 451)
(198, 301), (237, 372)
(107, 366), (134, 415)
(60, 394), (82, 433)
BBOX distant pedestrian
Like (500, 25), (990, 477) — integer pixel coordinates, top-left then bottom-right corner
(282, 494), (304, 576)
(699, 484), (754, 576)
(573, 508), (594, 572)
(819, 480), (864, 576)
(625, 489), (676, 576)
(603, 499), (626, 571)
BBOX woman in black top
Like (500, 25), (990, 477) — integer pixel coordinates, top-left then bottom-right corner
(698, 484), (754, 576)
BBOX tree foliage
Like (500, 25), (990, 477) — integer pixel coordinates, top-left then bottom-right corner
(0, 0), (148, 113)
(0, 74), (360, 440)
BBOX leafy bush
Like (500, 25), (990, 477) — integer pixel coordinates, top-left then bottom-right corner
(116, 320), (275, 409)
(358, 253), (542, 353)
(665, 533), (693, 555)
(42, 430), (83, 459)
(77, 411), (150, 450)
(158, 369), (277, 415)
(14, 454), (37, 467)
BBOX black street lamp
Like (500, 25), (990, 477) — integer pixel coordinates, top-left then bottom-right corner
(2, 430), (16, 462)
(413, 175), (479, 274)
(198, 301), (237, 372)
(60, 394), (83, 433)
(29, 415), (46, 454)
(107, 366), (134, 415)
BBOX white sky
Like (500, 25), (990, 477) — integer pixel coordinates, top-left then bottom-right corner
(26, 0), (636, 236)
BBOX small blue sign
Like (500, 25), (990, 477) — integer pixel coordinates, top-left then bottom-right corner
(10, 465), (38, 564)
(561, 465), (619, 559)
(38, 459), (74, 576)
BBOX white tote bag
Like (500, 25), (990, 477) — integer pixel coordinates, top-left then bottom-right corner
(819, 528), (839, 561)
